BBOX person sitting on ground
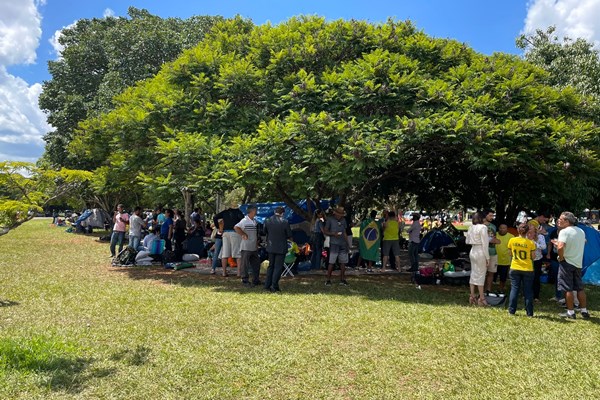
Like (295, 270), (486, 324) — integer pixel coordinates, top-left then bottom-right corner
(142, 227), (158, 251)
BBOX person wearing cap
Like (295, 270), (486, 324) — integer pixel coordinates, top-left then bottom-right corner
(264, 206), (293, 292)
(110, 204), (129, 258)
(214, 201), (245, 277)
(323, 206), (349, 286)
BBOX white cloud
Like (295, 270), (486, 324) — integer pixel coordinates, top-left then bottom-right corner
(0, 0), (49, 162)
(103, 8), (115, 18)
(0, 0), (42, 65)
(524, 0), (600, 47)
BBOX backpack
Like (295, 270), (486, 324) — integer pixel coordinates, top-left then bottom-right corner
(113, 247), (137, 266)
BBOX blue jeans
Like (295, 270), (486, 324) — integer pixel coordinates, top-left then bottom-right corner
(129, 235), (141, 251)
(508, 269), (534, 316)
(211, 238), (222, 272)
(110, 231), (125, 256)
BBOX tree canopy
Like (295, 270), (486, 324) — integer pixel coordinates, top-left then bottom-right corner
(67, 17), (600, 222)
(39, 7), (223, 169)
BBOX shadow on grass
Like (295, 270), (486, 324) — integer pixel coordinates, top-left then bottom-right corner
(0, 299), (19, 307)
(110, 345), (151, 366)
(0, 336), (117, 394)
(112, 266), (471, 307)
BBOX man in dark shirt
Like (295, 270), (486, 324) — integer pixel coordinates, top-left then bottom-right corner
(264, 206), (293, 292)
(213, 201), (245, 277)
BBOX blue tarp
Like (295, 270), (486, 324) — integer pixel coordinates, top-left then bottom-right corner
(239, 200), (330, 225)
(579, 224), (600, 286)
(75, 209), (93, 227)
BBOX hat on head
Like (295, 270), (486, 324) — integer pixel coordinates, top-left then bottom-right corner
(333, 206), (346, 216)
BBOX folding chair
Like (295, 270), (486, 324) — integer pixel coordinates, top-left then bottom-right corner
(282, 253), (297, 277)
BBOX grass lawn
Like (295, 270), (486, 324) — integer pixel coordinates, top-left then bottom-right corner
(1, 219), (600, 399)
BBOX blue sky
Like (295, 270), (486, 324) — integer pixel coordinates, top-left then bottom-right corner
(1, 0), (600, 163)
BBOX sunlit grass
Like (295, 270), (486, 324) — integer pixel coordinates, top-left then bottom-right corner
(0, 218), (599, 399)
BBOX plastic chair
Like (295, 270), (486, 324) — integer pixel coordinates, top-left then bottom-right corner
(282, 253), (297, 277)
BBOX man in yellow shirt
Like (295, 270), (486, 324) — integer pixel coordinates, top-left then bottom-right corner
(494, 224), (514, 293)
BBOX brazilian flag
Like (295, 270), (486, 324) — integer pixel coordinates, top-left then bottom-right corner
(359, 218), (381, 262)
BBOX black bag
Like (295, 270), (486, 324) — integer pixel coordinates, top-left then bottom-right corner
(112, 247), (137, 266)
(162, 250), (176, 264)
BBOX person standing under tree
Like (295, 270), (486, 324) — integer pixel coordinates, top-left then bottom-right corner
(235, 205), (261, 287)
(110, 204), (129, 258)
(323, 206), (349, 286)
(214, 201), (245, 277)
(494, 224), (514, 294)
(407, 213), (421, 272)
(359, 210), (382, 273)
(507, 224), (537, 317)
(483, 209), (501, 294)
(264, 206), (293, 292)
(465, 212), (489, 306)
(553, 212), (590, 319)
(128, 206), (145, 251)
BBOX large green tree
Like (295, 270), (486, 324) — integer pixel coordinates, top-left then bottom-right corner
(39, 7), (223, 169)
(517, 26), (600, 100)
(70, 17), (600, 222)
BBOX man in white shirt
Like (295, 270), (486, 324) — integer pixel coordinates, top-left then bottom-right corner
(235, 205), (260, 286)
(553, 211), (590, 319)
(129, 206), (146, 251)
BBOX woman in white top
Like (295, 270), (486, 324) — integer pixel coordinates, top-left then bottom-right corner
(465, 212), (490, 306)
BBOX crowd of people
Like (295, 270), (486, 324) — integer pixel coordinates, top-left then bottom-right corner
(107, 202), (592, 317)
(465, 210), (590, 319)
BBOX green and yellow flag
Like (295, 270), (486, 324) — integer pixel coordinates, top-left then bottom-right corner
(359, 218), (381, 261)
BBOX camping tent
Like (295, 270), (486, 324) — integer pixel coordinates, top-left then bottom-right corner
(76, 208), (110, 230)
(578, 224), (600, 286)
(239, 200), (330, 224)
(419, 229), (455, 257)
(239, 200), (331, 245)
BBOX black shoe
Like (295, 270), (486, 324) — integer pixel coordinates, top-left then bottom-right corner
(271, 288), (281, 293)
(559, 312), (576, 320)
(340, 280), (348, 286)
(252, 281), (262, 287)
(325, 280), (332, 286)
(581, 311), (590, 320)
(242, 280), (251, 287)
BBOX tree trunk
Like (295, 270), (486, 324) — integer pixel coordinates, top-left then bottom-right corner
(182, 187), (193, 227)
(274, 183), (311, 221)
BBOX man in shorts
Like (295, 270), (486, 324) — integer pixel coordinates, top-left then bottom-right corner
(553, 211), (590, 319)
(323, 206), (349, 286)
(214, 201), (244, 277)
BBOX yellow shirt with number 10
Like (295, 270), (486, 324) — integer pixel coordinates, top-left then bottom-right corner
(507, 236), (536, 272)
